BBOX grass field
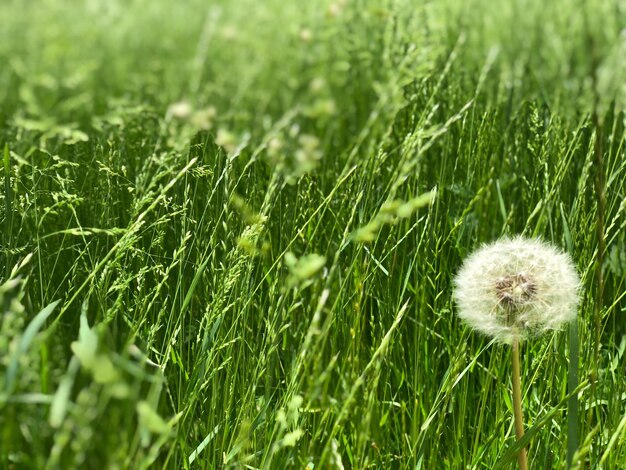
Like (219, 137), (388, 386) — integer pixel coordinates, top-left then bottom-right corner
(2, 0), (626, 468)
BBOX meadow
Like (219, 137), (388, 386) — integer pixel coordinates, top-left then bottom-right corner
(1, 0), (626, 468)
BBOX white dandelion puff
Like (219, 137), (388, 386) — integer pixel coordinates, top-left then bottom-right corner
(453, 236), (580, 344)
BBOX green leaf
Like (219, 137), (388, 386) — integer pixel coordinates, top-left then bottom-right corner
(92, 355), (120, 384)
(282, 429), (304, 447)
(70, 312), (99, 369)
(290, 254), (326, 281)
(4, 299), (61, 395)
(49, 356), (80, 428)
(137, 400), (170, 435)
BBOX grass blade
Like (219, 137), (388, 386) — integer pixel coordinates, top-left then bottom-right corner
(2, 299), (61, 398)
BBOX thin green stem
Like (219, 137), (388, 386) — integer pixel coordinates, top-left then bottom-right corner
(3, 143), (12, 278)
(512, 336), (528, 470)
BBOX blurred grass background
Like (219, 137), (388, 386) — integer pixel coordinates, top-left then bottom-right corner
(1, 0), (626, 468)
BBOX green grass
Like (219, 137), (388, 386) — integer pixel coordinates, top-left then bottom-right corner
(1, 0), (626, 468)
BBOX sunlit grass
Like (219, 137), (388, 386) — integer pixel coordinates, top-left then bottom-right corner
(1, 0), (626, 468)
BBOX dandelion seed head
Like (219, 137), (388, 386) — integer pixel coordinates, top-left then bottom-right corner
(453, 236), (580, 344)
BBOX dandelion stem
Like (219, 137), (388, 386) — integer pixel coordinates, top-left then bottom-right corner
(512, 336), (528, 470)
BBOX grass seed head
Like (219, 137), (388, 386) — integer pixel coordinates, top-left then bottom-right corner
(453, 236), (580, 344)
